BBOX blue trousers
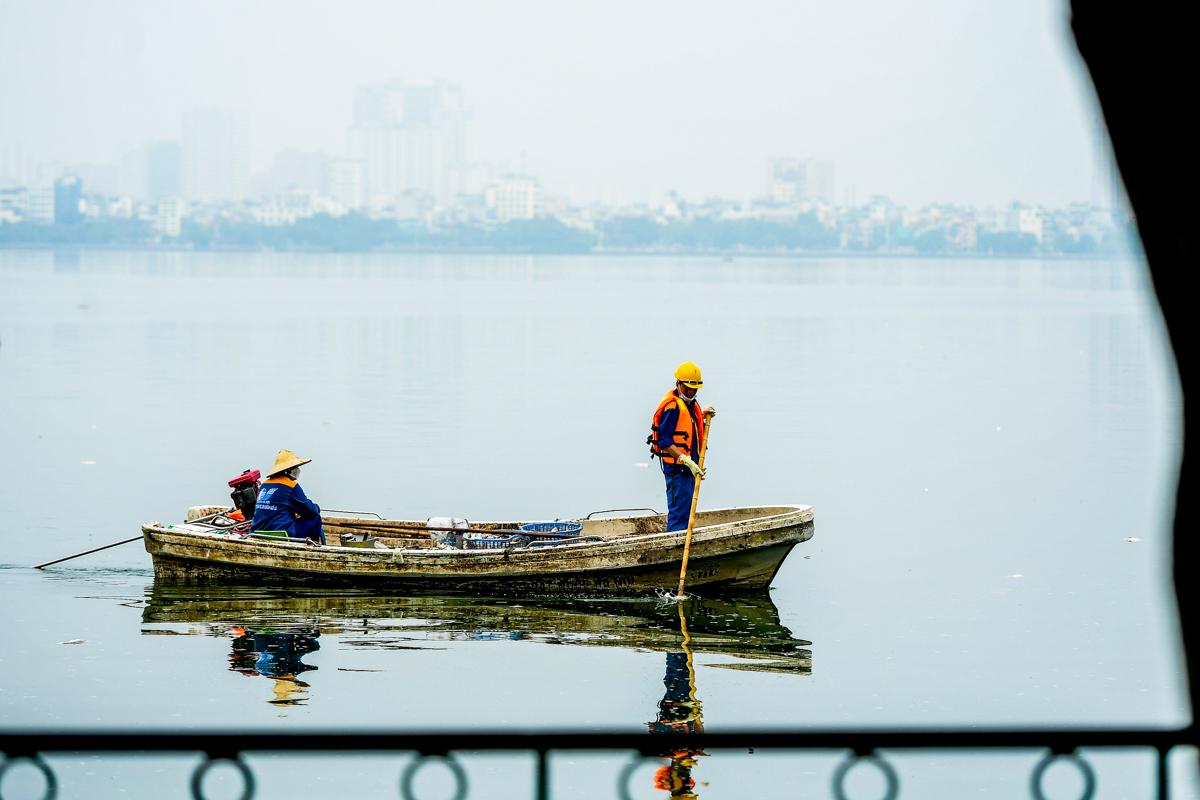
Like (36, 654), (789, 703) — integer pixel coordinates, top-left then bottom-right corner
(292, 515), (325, 545)
(663, 465), (696, 532)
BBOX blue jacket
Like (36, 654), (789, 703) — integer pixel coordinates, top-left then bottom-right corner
(251, 477), (321, 538)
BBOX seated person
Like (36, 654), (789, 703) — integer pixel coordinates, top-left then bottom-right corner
(251, 450), (324, 544)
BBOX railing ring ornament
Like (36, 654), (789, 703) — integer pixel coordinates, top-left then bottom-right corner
(618, 753), (678, 800)
(832, 751), (900, 800)
(400, 753), (468, 800)
(1030, 751), (1097, 800)
(0, 755), (58, 800)
(190, 755), (255, 800)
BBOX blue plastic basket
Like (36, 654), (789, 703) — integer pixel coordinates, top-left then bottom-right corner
(518, 521), (583, 536)
(464, 534), (529, 550)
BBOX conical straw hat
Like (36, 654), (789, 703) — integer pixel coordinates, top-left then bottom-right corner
(267, 449), (311, 478)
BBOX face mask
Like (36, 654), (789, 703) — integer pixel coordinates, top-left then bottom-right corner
(678, 387), (697, 400)
(291, 468), (301, 480)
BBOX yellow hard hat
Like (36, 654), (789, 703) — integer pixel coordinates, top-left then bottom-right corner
(674, 361), (703, 388)
(267, 449), (311, 478)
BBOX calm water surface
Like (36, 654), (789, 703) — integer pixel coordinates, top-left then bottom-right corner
(0, 250), (1189, 797)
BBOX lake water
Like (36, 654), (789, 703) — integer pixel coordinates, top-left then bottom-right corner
(0, 249), (1190, 798)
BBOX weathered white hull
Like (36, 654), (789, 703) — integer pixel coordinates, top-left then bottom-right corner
(141, 505), (814, 595)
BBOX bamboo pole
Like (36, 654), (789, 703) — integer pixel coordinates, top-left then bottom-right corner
(676, 411), (715, 598)
(327, 520), (578, 539)
(33, 536), (144, 569)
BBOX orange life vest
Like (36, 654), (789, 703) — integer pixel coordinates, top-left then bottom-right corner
(649, 391), (705, 465)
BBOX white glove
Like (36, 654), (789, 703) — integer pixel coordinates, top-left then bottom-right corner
(677, 453), (706, 479)
(704, 405), (717, 418)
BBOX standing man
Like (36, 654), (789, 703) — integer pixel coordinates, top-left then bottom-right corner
(251, 449), (325, 545)
(649, 362), (716, 532)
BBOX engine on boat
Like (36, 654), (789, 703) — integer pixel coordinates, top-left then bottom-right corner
(227, 469), (261, 520)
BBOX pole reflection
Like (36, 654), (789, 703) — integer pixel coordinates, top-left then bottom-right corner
(647, 602), (705, 798)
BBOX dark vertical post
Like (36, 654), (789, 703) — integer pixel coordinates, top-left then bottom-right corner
(535, 749), (549, 800)
(1071, 2), (1199, 719)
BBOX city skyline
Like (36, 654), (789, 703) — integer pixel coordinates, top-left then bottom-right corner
(1, 0), (1114, 209)
(0, 92), (1126, 217)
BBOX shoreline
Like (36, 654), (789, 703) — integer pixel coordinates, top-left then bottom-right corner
(0, 243), (1141, 262)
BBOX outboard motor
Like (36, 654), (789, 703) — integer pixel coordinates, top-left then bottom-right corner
(228, 469), (262, 520)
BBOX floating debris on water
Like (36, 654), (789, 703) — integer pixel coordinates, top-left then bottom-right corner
(1125, 537), (1143, 543)
(634, 462), (650, 468)
(1007, 574), (1024, 579)
(80, 460), (96, 466)
(60, 639), (85, 645)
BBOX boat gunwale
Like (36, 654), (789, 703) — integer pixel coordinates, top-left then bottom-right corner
(141, 504), (813, 563)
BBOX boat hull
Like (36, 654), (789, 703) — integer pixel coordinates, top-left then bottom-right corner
(142, 505), (813, 596)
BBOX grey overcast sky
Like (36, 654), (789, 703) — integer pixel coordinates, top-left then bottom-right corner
(0, 0), (1105, 207)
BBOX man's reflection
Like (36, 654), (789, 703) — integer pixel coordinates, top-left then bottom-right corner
(229, 626), (320, 706)
(647, 604), (705, 798)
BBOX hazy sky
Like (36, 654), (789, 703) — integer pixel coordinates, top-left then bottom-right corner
(1, 0), (1106, 207)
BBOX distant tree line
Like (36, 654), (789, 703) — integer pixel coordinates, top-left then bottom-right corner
(912, 230), (1045, 256)
(0, 219), (153, 245)
(597, 214), (838, 251)
(181, 215), (597, 253)
(0, 211), (1133, 256)
(183, 213), (839, 253)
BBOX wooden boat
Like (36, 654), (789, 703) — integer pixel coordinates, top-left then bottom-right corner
(141, 504), (813, 595)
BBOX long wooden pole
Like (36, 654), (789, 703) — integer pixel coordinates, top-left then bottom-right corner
(33, 536), (144, 569)
(328, 520), (578, 539)
(676, 411), (715, 598)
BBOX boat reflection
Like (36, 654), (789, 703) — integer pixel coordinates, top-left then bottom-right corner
(141, 582), (811, 737)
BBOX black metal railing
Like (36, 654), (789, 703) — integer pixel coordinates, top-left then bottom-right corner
(2, 726), (1195, 799)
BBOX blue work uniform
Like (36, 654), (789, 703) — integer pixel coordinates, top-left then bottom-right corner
(656, 397), (702, 532)
(650, 651), (703, 735)
(250, 632), (320, 678)
(251, 477), (324, 543)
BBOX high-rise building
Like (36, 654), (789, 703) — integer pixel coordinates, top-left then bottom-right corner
(117, 141), (182, 201)
(182, 110), (250, 203)
(348, 80), (466, 210)
(486, 175), (542, 221)
(118, 148), (148, 200)
(323, 158), (365, 211)
(146, 141), (182, 202)
(54, 176), (83, 224)
(155, 198), (186, 237)
(69, 163), (117, 197)
(26, 185), (55, 223)
(767, 158), (836, 205)
(0, 187), (26, 222)
(1006, 203), (1044, 241)
(254, 149), (324, 197)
